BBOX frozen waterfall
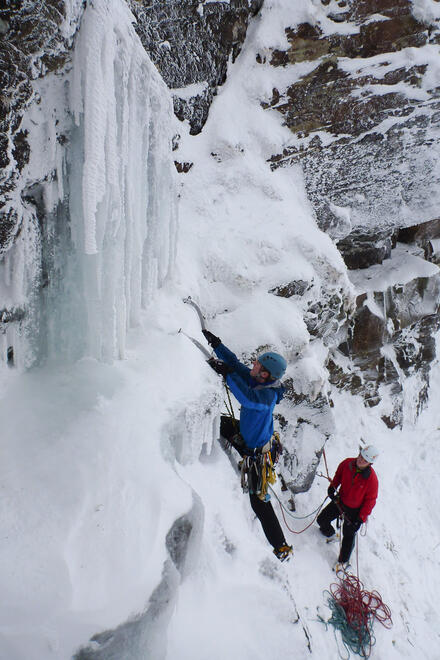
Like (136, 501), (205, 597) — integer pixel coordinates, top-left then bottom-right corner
(1, 0), (177, 367)
(68, 1), (177, 361)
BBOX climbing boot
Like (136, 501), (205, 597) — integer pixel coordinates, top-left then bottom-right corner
(325, 531), (340, 544)
(318, 524), (335, 538)
(273, 544), (293, 562)
(333, 560), (350, 573)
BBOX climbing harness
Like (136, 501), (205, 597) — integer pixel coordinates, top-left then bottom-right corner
(223, 379), (282, 501)
(224, 379), (282, 502)
(239, 432), (280, 501)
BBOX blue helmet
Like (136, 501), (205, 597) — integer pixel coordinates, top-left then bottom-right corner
(258, 352), (287, 379)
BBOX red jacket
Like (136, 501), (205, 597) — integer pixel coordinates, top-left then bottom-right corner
(331, 457), (378, 522)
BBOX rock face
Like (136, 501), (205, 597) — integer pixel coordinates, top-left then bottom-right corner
(0, 1), (84, 363)
(266, 0), (440, 268)
(327, 242), (440, 428)
(128, 0), (263, 135)
(255, 0), (440, 433)
(0, 1), (82, 254)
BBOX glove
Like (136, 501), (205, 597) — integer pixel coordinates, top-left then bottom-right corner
(327, 486), (338, 502)
(202, 329), (221, 349)
(207, 358), (233, 378)
(350, 517), (362, 532)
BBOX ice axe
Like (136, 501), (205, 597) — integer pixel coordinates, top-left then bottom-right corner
(182, 296), (207, 331)
(178, 296), (211, 359)
(180, 298), (227, 374)
(178, 328), (211, 359)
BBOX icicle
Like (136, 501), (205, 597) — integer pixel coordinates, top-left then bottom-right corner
(65, 0), (177, 361)
(1, 0), (177, 367)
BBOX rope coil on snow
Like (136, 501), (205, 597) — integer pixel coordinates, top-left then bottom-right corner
(320, 569), (392, 658)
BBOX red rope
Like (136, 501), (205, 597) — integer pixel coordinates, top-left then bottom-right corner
(329, 570), (392, 655)
(278, 501), (319, 534)
(275, 494), (327, 535)
(274, 449), (333, 535)
(322, 447), (331, 481)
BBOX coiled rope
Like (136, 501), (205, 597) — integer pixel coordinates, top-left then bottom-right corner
(319, 543), (392, 658)
(321, 573), (393, 658)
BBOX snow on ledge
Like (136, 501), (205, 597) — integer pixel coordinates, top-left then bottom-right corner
(172, 81), (209, 99)
(348, 243), (439, 294)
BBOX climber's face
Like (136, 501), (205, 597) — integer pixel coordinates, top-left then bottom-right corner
(356, 454), (370, 470)
(251, 360), (270, 382)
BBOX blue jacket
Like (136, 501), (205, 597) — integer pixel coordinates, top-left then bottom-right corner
(214, 343), (285, 450)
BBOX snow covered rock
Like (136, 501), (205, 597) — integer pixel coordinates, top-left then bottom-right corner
(329, 243), (440, 425)
(265, 0), (440, 268)
(128, 0), (263, 135)
(0, 0), (83, 251)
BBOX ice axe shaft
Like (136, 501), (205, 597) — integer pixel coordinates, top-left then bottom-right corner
(183, 296), (207, 331)
(178, 329), (212, 359)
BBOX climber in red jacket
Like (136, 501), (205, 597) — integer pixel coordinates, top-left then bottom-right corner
(317, 445), (379, 569)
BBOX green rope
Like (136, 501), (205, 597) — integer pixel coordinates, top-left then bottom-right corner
(321, 590), (376, 658)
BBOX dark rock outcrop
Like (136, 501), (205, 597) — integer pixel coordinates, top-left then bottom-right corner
(337, 229), (398, 270)
(328, 245), (440, 424)
(128, 0), (262, 134)
(265, 0), (440, 269)
(0, 1), (82, 252)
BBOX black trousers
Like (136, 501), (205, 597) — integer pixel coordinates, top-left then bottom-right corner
(317, 500), (360, 562)
(220, 416), (287, 550)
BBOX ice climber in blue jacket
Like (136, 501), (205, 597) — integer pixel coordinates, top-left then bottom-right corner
(203, 328), (293, 562)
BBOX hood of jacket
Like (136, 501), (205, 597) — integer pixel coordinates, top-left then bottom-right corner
(254, 379), (285, 403)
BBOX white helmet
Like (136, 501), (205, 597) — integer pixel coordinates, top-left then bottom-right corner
(360, 444), (379, 464)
